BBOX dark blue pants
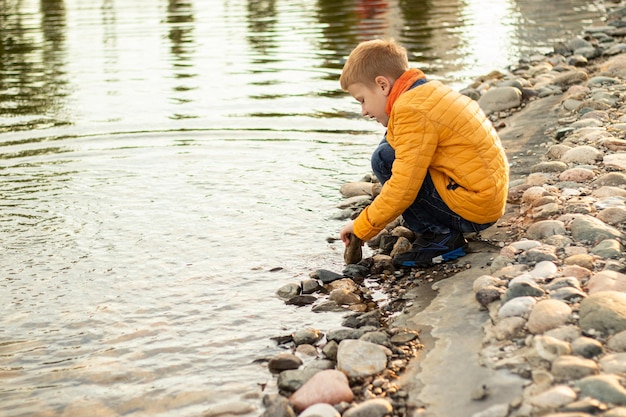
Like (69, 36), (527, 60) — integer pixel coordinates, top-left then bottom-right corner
(371, 137), (494, 235)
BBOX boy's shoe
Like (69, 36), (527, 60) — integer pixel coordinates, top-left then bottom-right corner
(392, 230), (468, 268)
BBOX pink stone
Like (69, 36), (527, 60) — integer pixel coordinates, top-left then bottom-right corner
(562, 265), (592, 281)
(588, 270), (626, 294)
(522, 186), (551, 206)
(527, 299), (572, 334)
(559, 167), (595, 183)
(602, 138), (626, 152)
(289, 369), (354, 411)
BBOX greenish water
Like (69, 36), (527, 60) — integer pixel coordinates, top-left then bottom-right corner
(0, 0), (607, 415)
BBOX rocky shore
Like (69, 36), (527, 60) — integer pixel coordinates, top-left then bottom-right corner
(253, 3), (626, 417)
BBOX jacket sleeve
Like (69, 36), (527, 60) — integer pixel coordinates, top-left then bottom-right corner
(353, 107), (438, 241)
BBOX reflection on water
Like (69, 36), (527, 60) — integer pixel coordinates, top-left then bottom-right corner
(1, 0), (607, 129)
(0, 0), (607, 415)
(1, 0), (67, 128)
(167, 0), (198, 119)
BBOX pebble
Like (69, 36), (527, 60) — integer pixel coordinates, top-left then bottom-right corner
(533, 335), (571, 361)
(528, 384), (577, 409)
(268, 353), (303, 373)
(342, 399), (393, 417)
(608, 331), (626, 352)
(299, 403), (341, 417)
(336, 339), (388, 378)
(579, 292), (626, 334)
(289, 369), (354, 412)
(527, 299), (572, 334)
(498, 296), (536, 318)
(551, 355), (599, 381)
(576, 375), (626, 405)
(571, 336), (604, 358)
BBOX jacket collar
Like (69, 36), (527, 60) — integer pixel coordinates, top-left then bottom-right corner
(385, 68), (427, 116)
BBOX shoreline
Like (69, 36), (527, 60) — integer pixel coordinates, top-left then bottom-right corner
(257, 2), (626, 416)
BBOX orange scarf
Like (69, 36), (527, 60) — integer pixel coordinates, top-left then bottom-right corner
(385, 68), (427, 116)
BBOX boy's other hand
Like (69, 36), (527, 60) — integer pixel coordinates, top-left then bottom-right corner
(340, 221), (355, 246)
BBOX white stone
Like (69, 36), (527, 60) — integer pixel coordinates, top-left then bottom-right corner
(561, 188), (582, 198)
(528, 384), (577, 409)
(561, 145), (603, 165)
(337, 339), (388, 378)
(473, 275), (504, 292)
(509, 273), (535, 286)
(478, 86), (522, 114)
(522, 186), (551, 206)
(300, 403), (341, 417)
(499, 296), (537, 318)
(534, 335), (571, 361)
(595, 196), (626, 210)
(604, 153), (626, 171)
(509, 240), (542, 251)
(529, 261), (558, 279)
(600, 352), (626, 374)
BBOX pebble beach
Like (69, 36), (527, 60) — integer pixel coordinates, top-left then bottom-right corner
(249, 3), (626, 417)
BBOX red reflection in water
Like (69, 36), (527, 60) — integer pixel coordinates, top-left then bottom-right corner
(356, 0), (389, 40)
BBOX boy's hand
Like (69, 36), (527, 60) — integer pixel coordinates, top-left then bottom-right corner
(340, 221), (355, 246)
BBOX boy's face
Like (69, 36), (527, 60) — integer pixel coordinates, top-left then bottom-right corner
(347, 75), (392, 127)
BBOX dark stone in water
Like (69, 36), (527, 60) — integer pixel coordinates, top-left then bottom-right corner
(300, 279), (321, 294)
(342, 309), (382, 328)
(261, 394), (296, 417)
(342, 264), (370, 280)
(312, 301), (348, 313)
(316, 269), (344, 284)
(268, 353), (303, 373)
(270, 334), (293, 345)
(326, 327), (365, 343)
(286, 295), (317, 306)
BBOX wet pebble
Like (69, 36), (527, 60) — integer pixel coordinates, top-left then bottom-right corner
(342, 398), (393, 417)
(268, 353), (303, 373)
(289, 369), (354, 412)
(299, 403), (341, 417)
(337, 339), (388, 378)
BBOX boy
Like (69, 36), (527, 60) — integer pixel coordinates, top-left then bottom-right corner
(338, 39), (509, 268)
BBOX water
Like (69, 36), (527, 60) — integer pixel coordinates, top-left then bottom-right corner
(0, 0), (608, 415)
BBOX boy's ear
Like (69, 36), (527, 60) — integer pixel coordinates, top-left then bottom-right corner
(375, 76), (392, 96)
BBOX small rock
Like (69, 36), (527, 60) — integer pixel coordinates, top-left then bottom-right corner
(343, 398), (393, 417)
(527, 299), (572, 334)
(576, 374), (626, 405)
(289, 369), (354, 412)
(337, 339), (388, 378)
(268, 353), (303, 373)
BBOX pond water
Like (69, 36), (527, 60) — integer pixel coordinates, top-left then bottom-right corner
(0, 0), (607, 415)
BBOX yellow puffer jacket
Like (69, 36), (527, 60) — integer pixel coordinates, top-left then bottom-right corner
(353, 80), (509, 241)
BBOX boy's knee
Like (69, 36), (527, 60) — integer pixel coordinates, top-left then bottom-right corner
(371, 142), (394, 166)
(371, 141), (395, 183)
